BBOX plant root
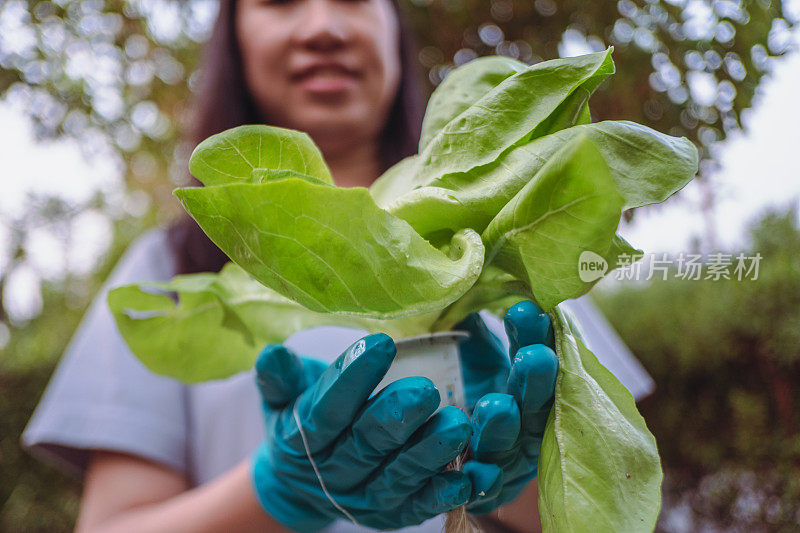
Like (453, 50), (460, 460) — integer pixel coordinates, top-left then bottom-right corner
(444, 449), (478, 533)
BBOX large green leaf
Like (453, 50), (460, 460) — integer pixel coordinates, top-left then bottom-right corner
(429, 266), (532, 332)
(602, 233), (644, 272)
(189, 125), (334, 186)
(108, 264), (276, 382)
(527, 121), (699, 209)
(414, 49), (614, 186)
(538, 306), (662, 532)
(108, 264), (442, 382)
(369, 154), (421, 208)
(526, 67), (596, 137)
(384, 121), (697, 237)
(250, 168), (333, 186)
(373, 52), (614, 207)
(419, 55), (527, 152)
(481, 135), (624, 310)
(175, 178), (485, 318)
(381, 186), (486, 235)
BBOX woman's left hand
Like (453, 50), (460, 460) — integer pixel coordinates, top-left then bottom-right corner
(456, 301), (559, 514)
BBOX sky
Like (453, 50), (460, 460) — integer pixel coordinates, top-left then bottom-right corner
(1, 29), (800, 324)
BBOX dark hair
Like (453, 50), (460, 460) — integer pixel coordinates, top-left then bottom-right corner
(168, 0), (427, 275)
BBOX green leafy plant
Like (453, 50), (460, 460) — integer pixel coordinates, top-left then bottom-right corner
(108, 49), (698, 531)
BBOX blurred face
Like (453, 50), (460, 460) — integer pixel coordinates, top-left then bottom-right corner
(235, 0), (401, 148)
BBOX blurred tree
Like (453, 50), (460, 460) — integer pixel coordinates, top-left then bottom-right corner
(0, 0), (212, 213)
(402, 0), (797, 162)
(594, 205), (800, 530)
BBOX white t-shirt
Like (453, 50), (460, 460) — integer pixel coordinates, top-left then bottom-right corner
(22, 229), (653, 532)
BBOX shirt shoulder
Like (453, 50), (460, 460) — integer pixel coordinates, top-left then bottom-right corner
(107, 228), (176, 285)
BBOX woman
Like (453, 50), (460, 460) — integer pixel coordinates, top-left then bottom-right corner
(23, 0), (653, 531)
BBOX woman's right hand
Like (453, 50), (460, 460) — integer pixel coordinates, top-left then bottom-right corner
(250, 334), (498, 532)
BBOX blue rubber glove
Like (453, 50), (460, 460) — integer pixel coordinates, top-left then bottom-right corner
(456, 301), (559, 514)
(250, 334), (502, 532)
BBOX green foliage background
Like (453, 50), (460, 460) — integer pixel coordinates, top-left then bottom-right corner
(0, 221), (145, 531)
(594, 207), (800, 530)
(0, 0), (798, 530)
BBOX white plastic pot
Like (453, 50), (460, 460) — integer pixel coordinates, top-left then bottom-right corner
(374, 332), (470, 411)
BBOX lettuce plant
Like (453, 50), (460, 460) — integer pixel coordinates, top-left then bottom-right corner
(109, 49), (698, 531)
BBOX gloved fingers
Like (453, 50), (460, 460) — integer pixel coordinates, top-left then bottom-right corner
(364, 406), (472, 508)
(507, 344), (558, 439)
(287, 334), (396, 454)
(466, 496), (501, 516)
(351, 471), (470, 529)
(350, 376), (440, 454)
(462, 461), (503, 513)
(399, 470), (472, 526)
(470, 393), (521, 461)
(504, 300), (555, 356)
(466, 461), (537, 515)
(300, 358), (329, 388)
(319, 377), (441, 492)
(255, 344), (306, 410)
(496, 469), (538, 508)
(456, 312), (511, 376)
